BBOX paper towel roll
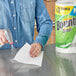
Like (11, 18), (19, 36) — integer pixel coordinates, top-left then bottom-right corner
(55, 0), (76, 53)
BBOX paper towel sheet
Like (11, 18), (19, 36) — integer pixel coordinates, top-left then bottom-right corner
(13, 43), (44, 67)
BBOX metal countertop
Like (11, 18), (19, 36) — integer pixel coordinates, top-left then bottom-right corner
(0, 44), (76, 76)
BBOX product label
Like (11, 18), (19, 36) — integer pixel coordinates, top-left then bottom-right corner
(55, 5), (74, 15)
(55, 4), (76, 48)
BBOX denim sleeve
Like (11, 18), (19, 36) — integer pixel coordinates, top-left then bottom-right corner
(34, 0), (53, 47)
(0, 2), (9, 29)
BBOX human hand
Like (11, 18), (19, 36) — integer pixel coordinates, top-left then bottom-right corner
(0, 30), (8, 45)
(30, 43), (42, 58)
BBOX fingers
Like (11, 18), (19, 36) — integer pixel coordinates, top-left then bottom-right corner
(3, 36), (8, 43)
(0, 38), (4, 45)
(0, 30), (8, 45)
(2, 36), (8, 43)
(0, 37), (8, 45)
(30, 43), (42, 58)
(30, 44), (36, 56)
(31, 47), (40, 58)
(35, 49), (41, 57)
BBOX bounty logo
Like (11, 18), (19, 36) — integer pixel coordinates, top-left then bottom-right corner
(57, 18), (76, 32)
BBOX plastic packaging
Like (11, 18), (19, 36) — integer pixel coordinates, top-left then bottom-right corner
(55, 0), (76, 53)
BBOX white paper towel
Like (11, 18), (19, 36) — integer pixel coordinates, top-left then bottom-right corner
(13, 43), (44, 67)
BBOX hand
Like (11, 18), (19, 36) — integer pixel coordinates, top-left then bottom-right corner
(30, 43), (42, 58)
(0, 30), (8, 45)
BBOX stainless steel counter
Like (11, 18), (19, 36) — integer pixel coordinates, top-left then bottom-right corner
(0, 44), (76, 76)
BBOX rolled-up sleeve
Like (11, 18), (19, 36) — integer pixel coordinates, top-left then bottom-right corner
(34, 0), (53, 47)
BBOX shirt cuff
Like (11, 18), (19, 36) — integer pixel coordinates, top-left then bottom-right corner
(34, 36), (48, 48)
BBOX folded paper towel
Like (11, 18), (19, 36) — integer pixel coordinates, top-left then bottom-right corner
(13, 43), (44, 67)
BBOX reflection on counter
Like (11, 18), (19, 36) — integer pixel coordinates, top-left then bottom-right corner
(44, 44), (76, 76)
(0, 44), (76, 76)
(56, 53), (76, 76)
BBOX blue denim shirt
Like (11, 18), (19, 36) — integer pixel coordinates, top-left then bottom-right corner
(0, 0), (52, 49)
